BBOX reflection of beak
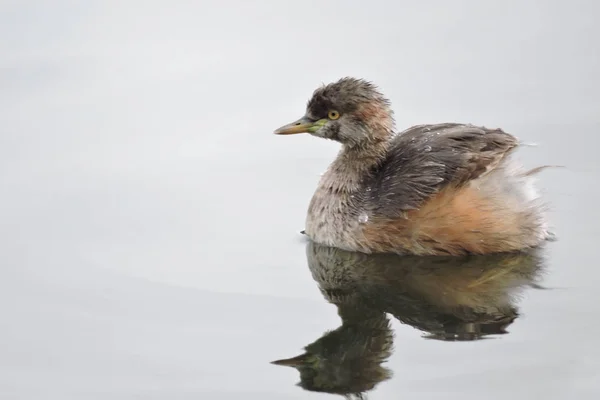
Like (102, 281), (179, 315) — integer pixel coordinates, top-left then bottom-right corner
(273, 116), (322, 135)
(271, 353), (311, 367)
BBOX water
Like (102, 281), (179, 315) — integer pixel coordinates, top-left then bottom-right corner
(1, 1), (599, 399)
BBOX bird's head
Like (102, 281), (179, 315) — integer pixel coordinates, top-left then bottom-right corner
(274, 77), (394, 146)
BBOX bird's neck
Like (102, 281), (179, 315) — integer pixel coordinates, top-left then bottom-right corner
(320, 140), (389, 193)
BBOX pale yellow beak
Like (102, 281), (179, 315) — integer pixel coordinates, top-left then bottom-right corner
(273, 116), (321, 135)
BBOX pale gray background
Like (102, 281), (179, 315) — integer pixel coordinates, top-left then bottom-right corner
(1, 0), (599, 399)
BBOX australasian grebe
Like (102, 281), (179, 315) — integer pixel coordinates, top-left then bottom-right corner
(274, 77), (552, 256)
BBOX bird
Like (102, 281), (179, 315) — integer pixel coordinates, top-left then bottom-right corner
(274, 77), (553, 256)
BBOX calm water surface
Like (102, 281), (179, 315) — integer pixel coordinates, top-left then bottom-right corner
(1, 1), (599, 399)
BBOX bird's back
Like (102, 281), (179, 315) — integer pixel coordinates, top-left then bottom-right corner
(357, 123), (550, 255)
(363, 123), (518, 216)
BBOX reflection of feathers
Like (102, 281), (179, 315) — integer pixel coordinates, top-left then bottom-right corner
(272, 242), (545, 397)
(272, 303), (394, 397)
(308, 242), (544, 340)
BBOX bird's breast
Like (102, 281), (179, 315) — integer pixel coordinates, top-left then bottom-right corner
(305, 188), (365, 251)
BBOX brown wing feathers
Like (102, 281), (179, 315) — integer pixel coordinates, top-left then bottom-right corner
(364, 124), (518, 217)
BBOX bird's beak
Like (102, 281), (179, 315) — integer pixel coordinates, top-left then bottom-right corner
(271, 353), (312, 367)
(273, 116), (323, 135)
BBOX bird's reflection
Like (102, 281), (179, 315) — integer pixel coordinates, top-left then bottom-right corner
(272, 242), (546, 398)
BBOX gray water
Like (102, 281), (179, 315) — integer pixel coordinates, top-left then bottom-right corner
(1, 1), (599, 399)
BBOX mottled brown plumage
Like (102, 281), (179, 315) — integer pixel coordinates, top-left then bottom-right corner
(274, 77), (552, 255)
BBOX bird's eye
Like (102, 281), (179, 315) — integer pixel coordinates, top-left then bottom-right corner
(328, 110), (340, 120)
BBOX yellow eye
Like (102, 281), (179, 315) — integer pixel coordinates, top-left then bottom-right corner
(328, 110), (340, 120)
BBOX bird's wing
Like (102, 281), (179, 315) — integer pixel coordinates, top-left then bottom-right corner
(365, 123), (518, 217)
